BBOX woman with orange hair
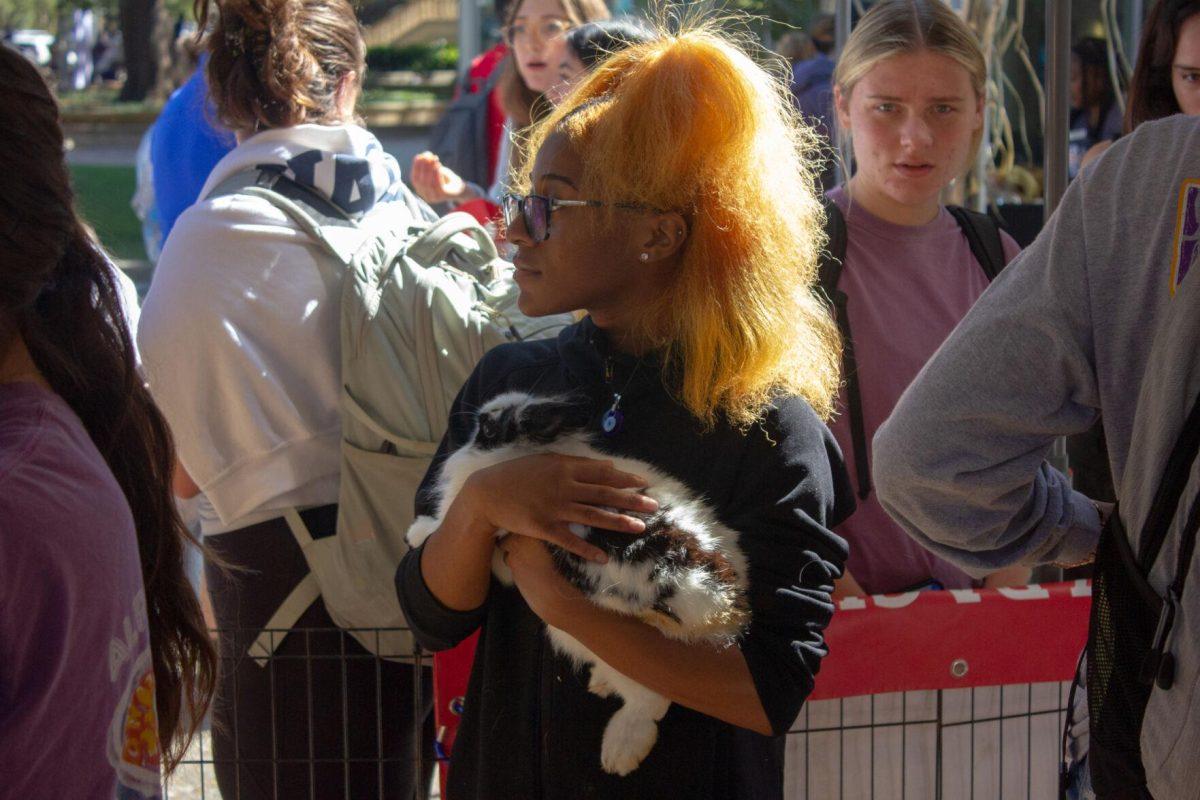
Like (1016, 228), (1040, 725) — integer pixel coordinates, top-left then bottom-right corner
(396, 19), (852, 799)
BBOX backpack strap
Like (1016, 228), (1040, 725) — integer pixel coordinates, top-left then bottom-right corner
(405, 211), (500, 275)
(205, 167), (363, 266)
(1137, 386), (1200, 570)
(818, 196), (847, 296)
(205, 167), (352, 225)
(818, 198), (872, 501)
(947, 205), (1007, 280)
(246, 505), (334, 665)
(822, 201), (1008, 501)
(1119, 386), (1200, 691)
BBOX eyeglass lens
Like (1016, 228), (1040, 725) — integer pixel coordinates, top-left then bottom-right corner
(526, 196), (549, 242)
(506, 19), (569, 44)
(503, 195), (550, 243)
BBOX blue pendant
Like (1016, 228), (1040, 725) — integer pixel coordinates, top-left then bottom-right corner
(601, 407), (624, 435)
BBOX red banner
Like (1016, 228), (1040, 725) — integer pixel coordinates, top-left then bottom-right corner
(811, 580), (1092, 700)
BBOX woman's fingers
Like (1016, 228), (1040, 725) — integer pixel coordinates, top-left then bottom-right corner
(574, 483), (659, 514)
(437, 165), (466, 197)
(569, 458), (649, 489)
(410, 152), (447, 203)
(566, 503), (646, 534)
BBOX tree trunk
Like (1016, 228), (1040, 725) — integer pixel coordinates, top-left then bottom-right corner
(118, 0), (172, 101)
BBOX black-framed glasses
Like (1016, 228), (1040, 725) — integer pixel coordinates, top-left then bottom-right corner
(501, 192), (605, 243)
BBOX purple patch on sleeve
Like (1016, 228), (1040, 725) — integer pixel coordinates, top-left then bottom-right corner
(1173, 181), (1200, 293)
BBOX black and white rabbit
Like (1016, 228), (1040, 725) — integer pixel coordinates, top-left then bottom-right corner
(406, 391), (750, 776)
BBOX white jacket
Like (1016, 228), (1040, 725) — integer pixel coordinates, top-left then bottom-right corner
(139, 124), (411, 533)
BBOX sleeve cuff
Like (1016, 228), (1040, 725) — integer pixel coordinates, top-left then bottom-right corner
(1040, 490), (1103, 567)
(738, 626), (813, 737)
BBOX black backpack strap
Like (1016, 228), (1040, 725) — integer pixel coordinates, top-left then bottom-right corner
(818, 198), (872, 500)
(948, 205), (1007, 280)
(1137, 388), (1200, 570)
(818, 196), (847, 297)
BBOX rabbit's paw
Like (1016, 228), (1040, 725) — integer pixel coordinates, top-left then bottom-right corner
(587, 671), (615, 698)
(600, 708), (659, 776)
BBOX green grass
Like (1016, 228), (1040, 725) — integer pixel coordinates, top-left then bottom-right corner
(70, 164), (147, 262)
(360, 87), (443, 104)
(57, 86), (163, 115)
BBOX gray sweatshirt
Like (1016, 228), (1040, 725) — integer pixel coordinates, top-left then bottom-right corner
(873, 114), (1200, 797)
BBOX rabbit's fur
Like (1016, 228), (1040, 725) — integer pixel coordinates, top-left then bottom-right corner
(407, 392), (750, 775)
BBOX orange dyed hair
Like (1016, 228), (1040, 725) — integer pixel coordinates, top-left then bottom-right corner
(517, 17), (840, 428)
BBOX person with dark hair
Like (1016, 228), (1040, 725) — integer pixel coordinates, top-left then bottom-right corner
(1070, 4), (1200, 512)
(409, 0), (610, 209)
(0, 45), (216, 797)
(1082, 0), (1200, 169)
(1128, 0), (1200, 126)
(1069, 37), (1123, 178)
(137, 0), (432, 796)
(545, 17), (656, 103)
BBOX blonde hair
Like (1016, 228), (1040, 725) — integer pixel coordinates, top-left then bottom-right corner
(518, 18), (841, 428)
(835, 0), (986, 159)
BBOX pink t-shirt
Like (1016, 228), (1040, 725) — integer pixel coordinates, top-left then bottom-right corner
(826, 187), (1022, 594)
(0, 382), (162, 799)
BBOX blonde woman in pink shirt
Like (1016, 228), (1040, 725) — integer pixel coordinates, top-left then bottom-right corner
(824, 0), (1029, 597)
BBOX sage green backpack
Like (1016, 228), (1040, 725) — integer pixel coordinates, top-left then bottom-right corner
(207, 169), (571, 662)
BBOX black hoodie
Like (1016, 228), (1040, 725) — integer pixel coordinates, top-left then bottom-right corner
(396, 318), (853, 799)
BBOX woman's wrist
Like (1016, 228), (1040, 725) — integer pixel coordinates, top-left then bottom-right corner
(450, 473), (500, 546)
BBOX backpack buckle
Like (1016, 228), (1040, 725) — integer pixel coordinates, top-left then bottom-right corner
(1140, 588), (1179, 689)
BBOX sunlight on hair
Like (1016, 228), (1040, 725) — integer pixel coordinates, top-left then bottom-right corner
(516, 5), (841, 429)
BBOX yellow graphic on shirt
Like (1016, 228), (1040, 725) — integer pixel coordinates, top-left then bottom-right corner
(121, 667), (160, 772)
(107, 595), (163, 798)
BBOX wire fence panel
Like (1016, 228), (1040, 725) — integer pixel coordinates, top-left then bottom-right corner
(784, 683), (1070, 800)
(164, 626), (434, 800)
(166, 583), (1090, 799)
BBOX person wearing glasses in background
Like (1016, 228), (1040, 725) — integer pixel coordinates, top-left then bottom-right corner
(396, 20), (852, 800)
(409, 0), (609, 209)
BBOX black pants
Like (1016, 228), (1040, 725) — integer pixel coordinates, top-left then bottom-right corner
(205, 507), (434, 799)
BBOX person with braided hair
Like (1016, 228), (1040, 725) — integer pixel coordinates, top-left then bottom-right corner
(138, 0), (433, 796)
(0, 45), (216, 798)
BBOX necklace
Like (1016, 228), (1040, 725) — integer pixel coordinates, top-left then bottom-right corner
(600, 356), (642, 436)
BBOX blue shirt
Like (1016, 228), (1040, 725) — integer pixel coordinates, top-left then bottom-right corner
(791, 53), (835, 139)
(150, 58), (235, 246)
